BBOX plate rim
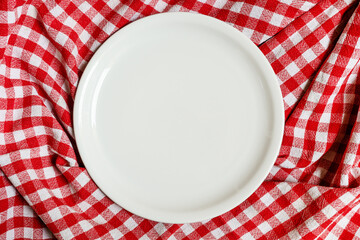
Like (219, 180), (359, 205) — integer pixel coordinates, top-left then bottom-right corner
(73, 12), (284, 223)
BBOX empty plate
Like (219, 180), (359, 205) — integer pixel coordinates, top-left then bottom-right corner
(74, 12), (284, 223)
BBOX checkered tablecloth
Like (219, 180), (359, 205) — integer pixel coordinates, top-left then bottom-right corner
(1, 0), (360, 239)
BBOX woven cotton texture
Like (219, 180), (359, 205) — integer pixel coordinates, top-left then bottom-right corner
(1, 0), (360, 239)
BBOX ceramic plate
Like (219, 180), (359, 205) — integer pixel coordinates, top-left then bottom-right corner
(74, 12), (284, 223)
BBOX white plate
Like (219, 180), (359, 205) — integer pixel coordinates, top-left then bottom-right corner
(74, 12), (284, 223)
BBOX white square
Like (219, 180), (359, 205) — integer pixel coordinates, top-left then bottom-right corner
(230, 2), (243, 13)
(139, 236), (151, 240)
(12, 86), (23, 98)
(154, 1), (167, 11)
(315, 131), (327, 143)
(59, 228), (74, 240)
(5, 185), (16, 198)
(27, 169), (37, 180)
(325, 232), (338, 240)
(286, 62), (300, 77)
(292, 198), (306, 212)
(258, 221), (272, 234)
(285, 175), (297, 183)
(211, 228), (225, 238)
(289, 32), (302, 46)
(299, 110), (311, 120)
(288, 229), (301, 240)
(261, 193), (275, 207)
(76, 172), (89, 187)
(241, 28), (254, 39)
(78, 201), (92, 212)
(12, 46), (23, 58)
(19, 149), (31, 159)
(53, 128), (64, 142)
(300, 2), (314, 11)
(306, 18), (319, 32)
(55, 32), (68, 46)
(117, 5), (130, 17)
(79, 30), (91, 44)
(13, 129), (25, 142)
(273, 44), (286, 57)
(270, 13), (284, 27)
(260, 34), (271, 44)
(106, 0), (120, 9)
(324, 5), (337, 18)
(78, 1), (92, 13)
(278, 183), (292, 195)
(42, 166), (56, 178)
(37, 35), (50, 50)
(103, 22), (117, 35)
(10, 68), (21, 79)
(303, 49), (317, 62)
(275, 210), (290, 221)
(319, 112), (331, 123)
(305, 217), (319, 231)
(312, 151), (323, 161)
(6, 229), (15, 240)
(337, 215), (350, 228)
(290, 147), (302, 158)
(31, 105), (43, 117)
(93, 13), (104, 25)
(0, 153), (11, 166)
(19, 26), (32, 39)
(109, 229), (123, 239)
(339, 192), (355, 205)
(50, 5), (64, 18)
(242, 232), (255, 240)
(319, 35), (330, 48)
(37, 188), (52, 202)
(344, 153), (356, 165)
(48, 207), (62, 222)
(180, 225), (194, 235)
(284, 93), (297, 106)
(29, 54), (42, 68)
(249, 6), (263, 19)
(310, 91), (322, 103)
(227, 218), (241, 230)
(93, 215), (107, 224)
(348, 58), (358, 68)
(313, 167), (325, 178)
(308, 187), (321, 199)
(23, 206), (35, 217)
(340, 174), (348, 187)
(322, 205), (337, 219)
(47, 68), (58, 82)
(294, 127), (305, 138)
(7, 11), (16, 23)
(79, 220), (93, 232)
(64, 17), (77, 29)
(154, 223), (165, 235)
(39, 145), (49, 158)
(213, 0), (225, 9)
(108, 203), (121, 215)
(0, 85), (6, 98)
(56, 96), (67, 108)
(243, 205), (257, 219)
(281, 160), (296, 168)
(90, 40), (101, 52)
(0, 109), (5, 121)
(92, 189), (105, 201)
(33, 126), (45, 136)
(124, 217), (137, 231)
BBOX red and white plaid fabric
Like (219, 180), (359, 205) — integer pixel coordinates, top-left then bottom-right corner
(1, 0), (360, 239)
